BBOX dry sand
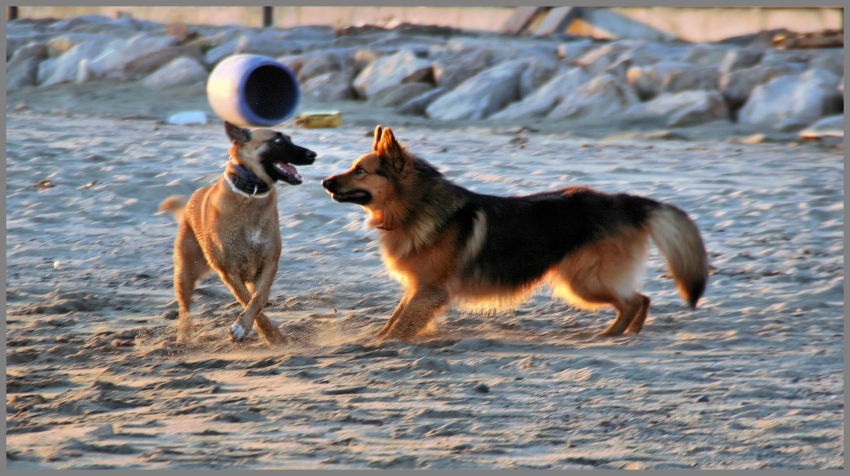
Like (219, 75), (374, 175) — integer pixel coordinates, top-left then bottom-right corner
(5, 82), (844, 469)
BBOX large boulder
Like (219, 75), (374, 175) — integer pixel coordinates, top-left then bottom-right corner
(557, 39), (595, 61)
(808, 50), (844, 77)
(682, 43), (731, 66)
(426, 59), (527, 121)
(626, 90), (729, 127)
(738, 68), (843, 131)
(547, 73), (639, 120)
(87, 33), (180, 79)
(799, 114), (843, 139)
(7, 33), (53, 60)
(6, 43), (48, 91)
(39, 38), (113, 86)
(141, 56), (208, 88)
(297, 49), (355, 82)
(719, 63), (805, 113)
(432, 48), (497, 91)
(718, 47), (764, 74)
(396, 87), (447, 116)
(369, 82), (434, 108)
(490, 67), (590, 120)
(119, 46), (207, 81)
(301, 67), (358, 101)
(519, 57), (559, 98)
(205, 33), (308, 65)
(353, 49), (432, 99)
(627, 61), (718, 100)
(46, 33), (108, 58)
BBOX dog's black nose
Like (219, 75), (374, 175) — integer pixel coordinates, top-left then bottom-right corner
(321, 177), (335, 190)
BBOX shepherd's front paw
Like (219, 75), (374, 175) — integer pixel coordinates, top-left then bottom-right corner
(229, 322), (246, 341)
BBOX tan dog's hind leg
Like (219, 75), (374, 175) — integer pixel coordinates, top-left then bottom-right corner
(376, 295), (409, 338)
(221, 264), (284, 346)
(383, 287), (448, 341)
(174, 224), (210, 344)
(600, 294), (647, 336)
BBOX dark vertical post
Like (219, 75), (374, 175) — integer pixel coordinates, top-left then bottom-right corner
(8, 6), (19, 21)
(263, 7), (273, 28)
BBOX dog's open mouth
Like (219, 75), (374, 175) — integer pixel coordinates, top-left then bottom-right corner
(271, 161), (303, 185)
(331, 190), (372, 205)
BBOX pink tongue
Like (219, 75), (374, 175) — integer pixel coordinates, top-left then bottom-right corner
(279, 163), (297, 175)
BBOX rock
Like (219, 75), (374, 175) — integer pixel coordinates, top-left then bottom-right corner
(165, 110), (208, 125)
(627, 61), (718, 101)
(298, 49), (354, 82)
(6, 43), (48, 91)
(519, 58), (559, 98)
(626, 90), (729, 127)
(432, 47), (497, 90)
(75, 59), (93, 84)
(6, 34), (53, 60)
(396, 87), (447, 116)
(46, 33), (107, 58)
(426, 59), (527, 121)
(120, 46), (207, 81)
(276, 55), (304, 77)
(572, 41), (642, 75)
(696, 395), (710, 403)
(682, 44), (731, 66)
(808, 51), (844, 77)
(87, 33), (180, 79)
(141, 57), (208, 88)
(548, 73), (639, 120)
(413, 357), (451, 372)
(557, 39), (595, 61)
(40, 38), (113, 86)
(799, 114), (844, 139)
(46, 15), (115, 33)
(739, 68), (843, 131)
(205, 34), (302, 66)
(473, 383), (490, 393)
(370, 82), (434, 108)
(719, 63), (804, 112)
(491, 67), (590, 120)
(301, 67), (358, 101)
(718, 47), (764, 74)
(353, 49), (432, 99)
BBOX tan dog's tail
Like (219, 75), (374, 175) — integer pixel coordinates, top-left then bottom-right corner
(646, 204), (709, 308)
(158, 195), (188, 223)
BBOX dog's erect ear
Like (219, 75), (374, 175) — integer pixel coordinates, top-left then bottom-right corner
(372, 125), (383, 152)
(377, 127), (408, 172)
(224, 121), (251, 145)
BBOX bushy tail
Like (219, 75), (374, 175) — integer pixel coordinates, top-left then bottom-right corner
(646, 204), (709, 308)
(158, 195), (188, 223)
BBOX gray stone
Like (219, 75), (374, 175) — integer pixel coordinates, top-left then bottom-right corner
(557, 39), (595, 61)
(276, 55), (304, 77)
(6, 34), (53, 60)
(120, 46), (207, 81)
(6, 43), (48, 91)
(718, 47), (764, 74)
(141, 57), (208, 88)
(370, 82), (434, 108)
(432, 48), (496, 91)
(799, 114), (844, 139)
(808, 51), (844, 78)
(682, 44), (731, 66)
(87, 33), (180, 79)
(719, 63), (804, 111)
(205, 34), (304, 65)
(519, 58), (559, 98)
(548, 73), (639, 120)
(47, 15), (115, 33)
(353, 49), (432, 99)
(664, 65), (720, 93)
(426, 59), (527, 121)
(572, 40), (645, 75)
(396, 87), (447, 116)
(46, 33), (108, 58)
(739, 68), (843, 131)
(301, 67), (358, 101)
(40, 38), (113, 86)
(626, 90), (729, 127)
(298, 49), (353, 82)
(490, 67), (590, 120)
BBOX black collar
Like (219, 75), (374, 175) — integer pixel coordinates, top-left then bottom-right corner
(226, 162), (271, 197)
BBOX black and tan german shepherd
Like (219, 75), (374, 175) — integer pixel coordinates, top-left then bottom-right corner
(322, 126), (708, 341)
(159, 122), (316, 346)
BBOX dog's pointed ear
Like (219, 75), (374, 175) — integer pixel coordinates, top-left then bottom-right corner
(372, 125), (383, 152)
(377, 127), (408, 172)
(224, 121), (251, 145)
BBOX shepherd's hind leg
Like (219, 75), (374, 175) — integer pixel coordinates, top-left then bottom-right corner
(625, 294), (651, 334)
(174, 224), (210, 344)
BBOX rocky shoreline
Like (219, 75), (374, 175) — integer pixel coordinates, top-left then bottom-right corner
(7, 14), (844, 138)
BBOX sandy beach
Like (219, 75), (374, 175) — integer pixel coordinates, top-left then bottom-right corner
(6, 83), (844, 469)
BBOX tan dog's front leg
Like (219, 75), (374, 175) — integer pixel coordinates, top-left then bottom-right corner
(220, 265), (284, 345)
(376, 295), (409, 338)
(383, 287), (448, 341)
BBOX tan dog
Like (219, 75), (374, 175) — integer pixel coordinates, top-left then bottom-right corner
(323, 126), (708, 341)
(159, 122), (316, 345)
